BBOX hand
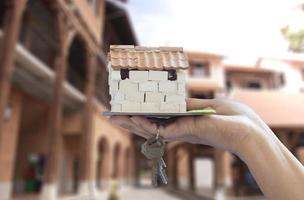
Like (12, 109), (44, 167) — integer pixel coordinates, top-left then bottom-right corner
(110, 98), (272, 155)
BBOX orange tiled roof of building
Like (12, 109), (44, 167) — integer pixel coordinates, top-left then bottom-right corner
(108, 45), (189, 70)
(230, 89), (304, 128)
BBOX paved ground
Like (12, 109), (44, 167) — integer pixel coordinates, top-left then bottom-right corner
(118, 187), (183, 200)
(12, 186), (265, 200)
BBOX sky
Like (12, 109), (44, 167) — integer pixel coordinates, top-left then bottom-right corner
(127, 0), (304, 62)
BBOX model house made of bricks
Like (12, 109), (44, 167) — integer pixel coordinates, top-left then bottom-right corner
(107, 45), (189, 113)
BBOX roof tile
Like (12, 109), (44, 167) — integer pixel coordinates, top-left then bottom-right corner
(109, 45), (189, 70)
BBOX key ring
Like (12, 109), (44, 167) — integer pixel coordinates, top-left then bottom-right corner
(156, 124), (160, 139)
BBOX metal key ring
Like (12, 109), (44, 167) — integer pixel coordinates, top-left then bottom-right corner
(156, 125), (160, 139)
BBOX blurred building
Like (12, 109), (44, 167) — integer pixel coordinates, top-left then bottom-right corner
(1, 1), (304, 200)
(166, 51), (304, 198)
(0, 0), (137, 200)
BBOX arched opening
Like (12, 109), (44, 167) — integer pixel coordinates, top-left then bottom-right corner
(18, 0), (57, 68)
(112, 144), (121, 179)
(67, 35), (87, 93)
(96, 138), (109, 190)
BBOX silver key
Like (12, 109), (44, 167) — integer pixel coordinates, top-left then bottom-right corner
(158, 158), (168, 185)
(141, 135), (166, 186)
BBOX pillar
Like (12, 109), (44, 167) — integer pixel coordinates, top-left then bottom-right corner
(0, 91), (22, 200)
(78, 53), (97, 196)
(132, 143), (140, 186)
(40, 10), (68, 200)
(214, 150), (232, 197)
(0, 1), (27, 199)
(188, 145), (196, 191)
(167, 147), (178, 188)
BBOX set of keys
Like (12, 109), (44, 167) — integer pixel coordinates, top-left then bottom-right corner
(141, 129), (168, 186)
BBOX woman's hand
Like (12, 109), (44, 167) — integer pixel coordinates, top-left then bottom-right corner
(110, 98), (272, 155)
(110, 98), (304, 200)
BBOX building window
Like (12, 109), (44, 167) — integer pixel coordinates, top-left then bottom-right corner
(168, 70), (177, 81)
(191, 62), (210, 77)
(120, 69), (129, 80)
(246, 81), (262, 89)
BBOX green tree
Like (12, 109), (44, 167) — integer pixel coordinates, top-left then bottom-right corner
(281, 25), (304, 53)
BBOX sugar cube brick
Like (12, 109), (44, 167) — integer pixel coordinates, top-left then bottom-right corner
(125, 91), (145, 102)
(119, 80), (138, 92)
(111, 70), (121, 80)
(149, 71), (168, 81)
(129, 71), (149, 81)
(121, 101), (141, 112)
(159, 81), (177, 93)
(139, 81), (158, 92)
(141, 102), (159, 112)
(145, 92), (164, 102)
(165, 94), (185, 103)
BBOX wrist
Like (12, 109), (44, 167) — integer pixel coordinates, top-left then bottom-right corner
(236, 127), (278, 163)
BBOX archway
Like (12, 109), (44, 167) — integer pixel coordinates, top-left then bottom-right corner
(112, 144), (121, 179)
(67, 35), (87, 93)
(96, 138), (109, 190)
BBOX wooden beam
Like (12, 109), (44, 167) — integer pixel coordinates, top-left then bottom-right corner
(0, 0), (27, 155)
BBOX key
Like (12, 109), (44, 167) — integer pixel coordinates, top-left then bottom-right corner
(158, 158), (168, 185)
(141, 135), (166, 186)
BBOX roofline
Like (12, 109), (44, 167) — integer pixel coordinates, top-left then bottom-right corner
(186, 51), (225, 61)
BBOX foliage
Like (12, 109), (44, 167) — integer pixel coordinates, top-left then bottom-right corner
(281, 4), (304, 53)
(281, 25), (304, 53)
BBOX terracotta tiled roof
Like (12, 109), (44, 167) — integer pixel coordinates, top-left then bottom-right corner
(108, 45), (189, 70)
(230, 89), (304, 128)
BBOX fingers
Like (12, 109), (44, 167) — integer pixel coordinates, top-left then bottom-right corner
(130, 116), (158, 134)
(186, 98), (217, 110)
(159, 116), (197, 141)
(110, 116), (153, 138)
(186, 98), (240, 115)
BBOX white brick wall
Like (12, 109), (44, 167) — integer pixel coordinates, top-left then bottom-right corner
(109, 80), (119, 92)
(141, 102), (159, 112)
(139, 81), (158, 92)
(165, 94), (184, 103)
(111, 103), (122, 112)
(109, 67), (187, 113)
(119, 80), (138, 92)
(111, 70), (121, 81)
(160, 103), (180, 112)
(159, 81), (177, 93)
(113, 91), (125, 103)
(129, 71), (149, 81)
(149, 71), (168, 81)
(125, 91), (145, 102)
(145, 92), (164, 102)
(121, 101), (141, 112)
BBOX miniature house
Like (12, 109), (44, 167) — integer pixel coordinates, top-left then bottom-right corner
(107, 45), (189, 113)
